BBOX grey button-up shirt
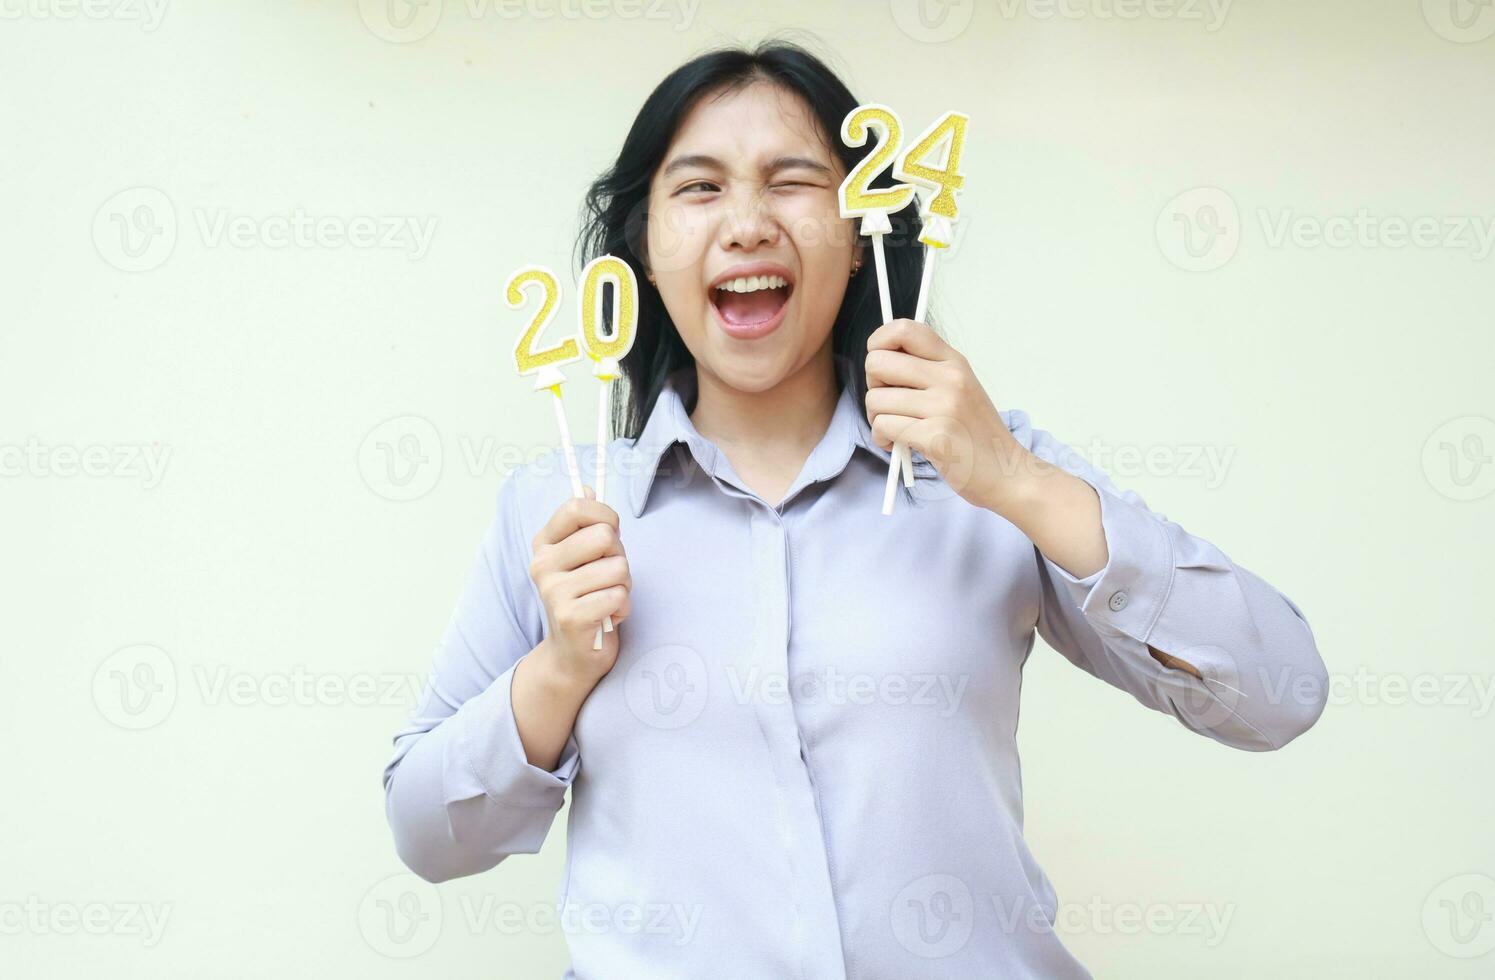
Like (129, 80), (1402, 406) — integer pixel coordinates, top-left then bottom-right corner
(383, 359), (1329, 979)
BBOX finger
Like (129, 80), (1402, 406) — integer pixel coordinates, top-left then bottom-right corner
(582, 484), (595, 500)
(869, 411), (921, 452)
(570, 585), (629, 628)
(866, 319), (950, 361)
(560, 554), (631, 601)
(865, 347), (936, 390)
(865, 385), (936, 423)
(536, 494), (619, 548)
(611, 587), (632, 623)
(547, 521), (624, 572)
(582, 583), (633, 624)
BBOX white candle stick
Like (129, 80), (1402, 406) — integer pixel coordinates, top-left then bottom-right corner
(552, 386), (613, 651)
(595, 379), (611, 505)
(838, 103), (923, 519)
(882, 242), (940, 509)
(882, 245), (942, 507)
(552, 390), (584, 498)
(591, 380), (615, 648)
(869, 214), (916, 515)
(871, 229), (894, 324)
(576, 256), (639, 651)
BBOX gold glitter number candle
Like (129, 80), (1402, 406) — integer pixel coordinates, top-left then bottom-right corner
(576, 255), (639, 649)
(506, 265), (614, 646)
(893, 110), (970, 250)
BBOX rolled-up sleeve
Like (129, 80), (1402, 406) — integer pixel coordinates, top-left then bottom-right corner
(382, 466), (579, 883)
(1012, 410), (1330, 752)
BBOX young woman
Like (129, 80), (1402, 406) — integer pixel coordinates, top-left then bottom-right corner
(383, 42), (1329, 979)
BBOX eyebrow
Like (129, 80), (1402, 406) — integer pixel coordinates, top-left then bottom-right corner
(660, 154), (723, 179)
(765, 155), (834, 177)
(659, 153), (834, 180)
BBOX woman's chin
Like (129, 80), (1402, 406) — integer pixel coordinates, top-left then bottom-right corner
(700, 343), (794, 393)
(701, 327), (829, 394)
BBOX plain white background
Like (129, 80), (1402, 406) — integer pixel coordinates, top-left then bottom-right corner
(3, 0), (1493, 976)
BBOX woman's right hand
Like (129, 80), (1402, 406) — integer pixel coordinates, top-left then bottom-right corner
(527, 485), (632, 690)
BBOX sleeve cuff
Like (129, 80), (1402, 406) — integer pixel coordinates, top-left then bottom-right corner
(441, 658), (580, 810)
(1041, 472), (1175, 645)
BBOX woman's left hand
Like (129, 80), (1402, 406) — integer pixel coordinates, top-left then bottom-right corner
(864, 319), (1030, 514)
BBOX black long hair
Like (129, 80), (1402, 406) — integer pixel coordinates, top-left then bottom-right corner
(575, 40), (930, 444)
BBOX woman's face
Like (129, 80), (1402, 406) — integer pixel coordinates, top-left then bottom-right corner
(645, 81), (858, 394)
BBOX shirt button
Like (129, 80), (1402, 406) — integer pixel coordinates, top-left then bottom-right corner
(1108, 590), (1129, 612)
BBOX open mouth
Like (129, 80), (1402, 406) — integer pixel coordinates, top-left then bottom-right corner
(710, 271), (793, 338)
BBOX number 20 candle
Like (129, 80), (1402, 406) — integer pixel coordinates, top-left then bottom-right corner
(505, 264), (615, 648)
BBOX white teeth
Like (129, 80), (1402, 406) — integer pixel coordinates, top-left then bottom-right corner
(716, 274), (788, 293)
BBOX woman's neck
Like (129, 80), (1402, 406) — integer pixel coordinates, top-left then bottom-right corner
(687, 347), (841, 505)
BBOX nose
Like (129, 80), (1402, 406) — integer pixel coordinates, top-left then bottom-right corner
(717, 188), (780, 253)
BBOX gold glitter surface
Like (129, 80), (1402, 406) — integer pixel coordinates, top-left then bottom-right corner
(895, 110), (969, 222)
(577, 255), (638, 367)
(506, 266), (580, 375)
(839, 104), (917, 218)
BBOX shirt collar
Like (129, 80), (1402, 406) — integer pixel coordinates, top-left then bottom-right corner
(625, 354), (935, 517)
